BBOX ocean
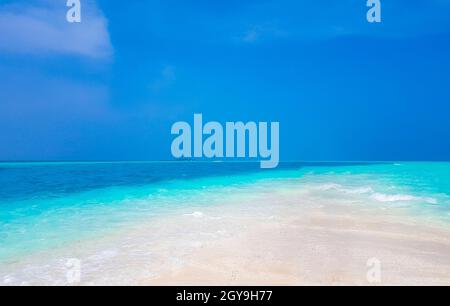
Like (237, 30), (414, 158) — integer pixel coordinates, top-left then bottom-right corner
(0, 161), (449, 285)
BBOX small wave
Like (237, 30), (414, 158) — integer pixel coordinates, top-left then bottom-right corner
(184, 212), (204, 218)
(342, 187), (374, 194)
(316, 183), (373, 194)
(316, 183), (343, 191)
(371, 193), (437, 204)
(316, 183), (438, 205)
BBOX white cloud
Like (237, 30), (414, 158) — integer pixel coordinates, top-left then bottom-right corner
(0, 0), (112, 59)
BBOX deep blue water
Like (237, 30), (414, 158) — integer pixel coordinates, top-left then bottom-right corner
(0, 161), (375, 202)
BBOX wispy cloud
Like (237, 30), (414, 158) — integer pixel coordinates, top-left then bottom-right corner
(239, 24), (289, 43)
(0, 0), (112, 59)
(231, 0), (450, 44)
(150, 65), (177, 92)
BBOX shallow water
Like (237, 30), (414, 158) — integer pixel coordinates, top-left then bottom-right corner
(0, 162), (449, 284)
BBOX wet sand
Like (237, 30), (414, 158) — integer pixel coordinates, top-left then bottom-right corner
(145, 207), (450, 286)
(2, 183), (450, 286)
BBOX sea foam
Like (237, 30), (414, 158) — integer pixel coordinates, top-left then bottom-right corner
(371, 193), (437, 204)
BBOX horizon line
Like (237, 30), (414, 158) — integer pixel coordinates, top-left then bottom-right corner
(1, 160), (449, 164)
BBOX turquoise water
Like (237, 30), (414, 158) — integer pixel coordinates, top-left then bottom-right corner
(0, 162), (449, 262)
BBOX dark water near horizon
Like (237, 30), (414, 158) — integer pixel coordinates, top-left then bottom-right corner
(0, 161), (380, 202)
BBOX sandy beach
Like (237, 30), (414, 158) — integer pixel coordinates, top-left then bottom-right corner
(146, 207), (450, 286)
(7, 192), (447, 286)
(2, 202), (450, 286)
(1, 164), (450, 286)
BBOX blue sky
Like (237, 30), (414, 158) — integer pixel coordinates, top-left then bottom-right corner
(0, 0), (450, 161)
